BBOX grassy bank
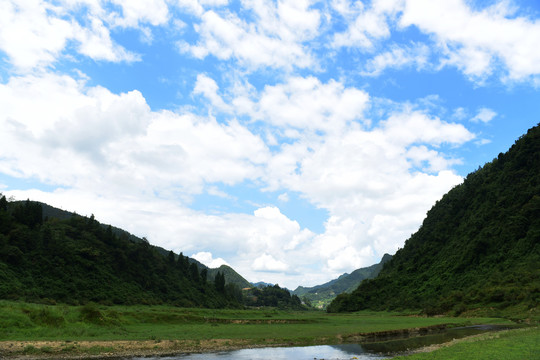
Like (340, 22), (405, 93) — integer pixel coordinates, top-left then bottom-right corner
(392, 326), (539, 360)
(0, 300), (513, 341)
(0, 300), (521, 358)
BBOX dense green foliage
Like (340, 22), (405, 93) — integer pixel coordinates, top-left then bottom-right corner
(293, 254), (392, 309)
(328, 124), (540, 314)
(0, 201), (239, 308)
(244, 284), (306, 310)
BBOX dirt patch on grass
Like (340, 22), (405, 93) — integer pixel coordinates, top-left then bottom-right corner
(0, 338), (292, 359)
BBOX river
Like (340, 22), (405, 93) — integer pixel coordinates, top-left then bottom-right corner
(132, 325), (511, 360)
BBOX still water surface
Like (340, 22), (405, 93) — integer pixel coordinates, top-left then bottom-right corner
(132, 325), (510, 360)
(135, 344), (387, 360)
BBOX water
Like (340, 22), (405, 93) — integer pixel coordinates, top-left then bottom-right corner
(132, 325), (511, 360)
(361, 324), (509, 354)
(134, 344), (388, 360)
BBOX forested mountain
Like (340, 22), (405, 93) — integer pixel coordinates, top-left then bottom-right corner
(208, 265), (251, 289)
(293, 254), (392, 309)
(0, 199), (240, 308)
(328, 123), (540, 315)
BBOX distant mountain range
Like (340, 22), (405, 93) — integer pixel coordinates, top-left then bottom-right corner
(292, 254), (392, 309)
(251, 281), (276, 288)
(328, 123), (540, 315)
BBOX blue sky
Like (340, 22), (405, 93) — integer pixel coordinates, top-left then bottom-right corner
(1, 0), (539, 288)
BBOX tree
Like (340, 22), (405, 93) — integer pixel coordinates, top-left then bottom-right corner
(0, 195), (7, 211)
(214, 271), (225, 293)
(13, 199), (42, 229)
(168, 250), (175, 266)
(189, 262), (200, 282)
(200, 268), (208, 282)
(177, 252), (188, 271)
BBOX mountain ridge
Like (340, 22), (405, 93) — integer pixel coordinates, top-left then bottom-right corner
(16, 200), (252, 289)
(328, 123), (540, 315)
(293, 254), (392, 308)
(0, 199), (244, 307)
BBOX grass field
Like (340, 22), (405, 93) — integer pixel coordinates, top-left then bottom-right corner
(392, 327), (540, 360)
(0, 300), (513, 341)
(0, 300), (530, 358)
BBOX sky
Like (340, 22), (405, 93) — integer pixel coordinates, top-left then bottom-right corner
(1, 0), (539, 289)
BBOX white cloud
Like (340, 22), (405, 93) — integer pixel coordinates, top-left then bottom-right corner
(74, 17), (141, 62)
(332, 0), (402, 49)
(110, 0), (170, 28)
(193, 74), (232, 112)
(179, 0), (320, 70)
(235, 76), (370, 135)
(361, 42), (430, 76)
(471, 107), (497, 123)
(0, 0), (141, 72)
(475, 138), (492, 146)
(260, 106), (472, 263)
(0, 72), (268, 196)
(192, 251), (230, 268)
(277, 193), (289, 202)
(330, 0), (364, 19)
(252, 253), (289, 272)
(381, 110), (475, 146)
(329, 0), (540, 83)
(174, 0), (228, 16)
(399, 0), (540, 82)
(0, 0), (73, 71)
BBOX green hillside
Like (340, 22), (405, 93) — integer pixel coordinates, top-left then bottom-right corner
(328, 123), (540, 316)
(293, 254), (392, 309)
(0, 199), (240, 308)
(208, 264), (252, 289)
(41, 202), (250, 289)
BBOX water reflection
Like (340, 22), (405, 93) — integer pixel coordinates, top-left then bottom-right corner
(362, 324), (510, 354)
(132, 324), (511, 360)
(134, 344), (388, 360)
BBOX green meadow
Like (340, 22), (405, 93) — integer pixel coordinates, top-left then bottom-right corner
(0, 300), (522, 356)
(0, 300), (514, 342)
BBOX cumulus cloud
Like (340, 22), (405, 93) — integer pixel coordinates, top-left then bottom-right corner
(471, 108), (497, 123)
(252, 253), (289, 272)
(332, 0), (401, 49)
(179, 0), (320, 70)
(0, 0), (185, 72)
(192, 251), (229, 268)
(0, 72), (268, 196)
(0, 1), (74, 70)
(195, 76), (471, 275)
(109, 0), (170, 28)
(234, 76), (370, 135)
(193, 74), (232, 112)
(399, 0), (540, 82)
(328, 0), (540, 84)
